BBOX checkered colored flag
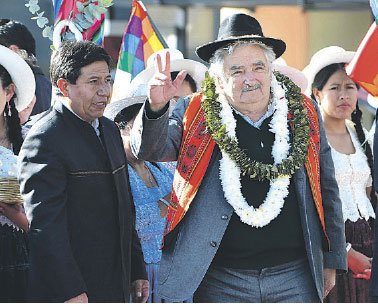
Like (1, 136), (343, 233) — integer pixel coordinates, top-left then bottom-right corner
(111, 0), (168, 101)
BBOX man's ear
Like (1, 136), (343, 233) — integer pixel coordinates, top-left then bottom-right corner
(56, 78), (71, 97)
(8, 44), (20, 53)
(215, 76), (224, 90)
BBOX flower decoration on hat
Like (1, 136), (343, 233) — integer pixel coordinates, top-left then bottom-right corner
(25, 0), (113, 50)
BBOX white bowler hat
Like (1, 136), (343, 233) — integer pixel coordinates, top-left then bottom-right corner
(104, 83), (147, 121)
(131, 48), (208, 92)
(0, 45), (35, 112)
(273, 58), (308, 93)
(302, 46), (355, 97)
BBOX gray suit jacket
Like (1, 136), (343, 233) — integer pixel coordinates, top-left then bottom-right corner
(131, 95), (347, 302)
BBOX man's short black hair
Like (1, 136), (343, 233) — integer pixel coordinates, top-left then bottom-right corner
(50, 40), (114, 90)
(0, 19), (36, 57)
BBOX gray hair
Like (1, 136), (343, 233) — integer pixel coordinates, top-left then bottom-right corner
(208, 40), (276, 81)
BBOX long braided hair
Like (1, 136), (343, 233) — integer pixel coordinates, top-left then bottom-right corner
(0, 64), (23, 155)
(351, 104), (377, 220)
(312, 63), (376, 224)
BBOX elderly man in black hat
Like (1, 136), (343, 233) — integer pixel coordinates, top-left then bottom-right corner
(130, 14), (347, 302)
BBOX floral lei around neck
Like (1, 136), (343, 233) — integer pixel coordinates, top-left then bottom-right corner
(201, 71), (311, 227)
(201, 71), (310, 182)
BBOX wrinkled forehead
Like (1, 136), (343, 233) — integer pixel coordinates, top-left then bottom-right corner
(224, 44), (268, 68)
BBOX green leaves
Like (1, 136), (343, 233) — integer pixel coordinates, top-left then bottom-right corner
(25, 0), (114, 44)
(100, 0), (114, 7)
(31, 11), (49, 28)
(76, 1), (85, 12)
(25, 0), (40, 14)
(42, 25), (53, 39)
(25, 0), (52, 40)
(75, 13), (93, 30)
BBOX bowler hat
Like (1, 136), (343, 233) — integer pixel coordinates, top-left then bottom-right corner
(104, 82), (147, 121)
(196, 13), (286, 63)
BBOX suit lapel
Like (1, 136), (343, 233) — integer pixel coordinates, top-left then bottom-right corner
(55, 101), (109, 163)
(294, 166), (306, 203)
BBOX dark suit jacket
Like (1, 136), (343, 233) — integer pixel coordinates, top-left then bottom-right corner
(18, 101), (146, 302)
(374, 110), (378, 193)
(370, 111), (378, 297)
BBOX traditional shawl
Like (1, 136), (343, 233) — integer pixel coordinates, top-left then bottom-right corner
(164, 93), (329, 246)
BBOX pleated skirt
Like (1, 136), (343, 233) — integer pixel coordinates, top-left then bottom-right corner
(325, 218), (373, 303)
(0, 224), (29, 302)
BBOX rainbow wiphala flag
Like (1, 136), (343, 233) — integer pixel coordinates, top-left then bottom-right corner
(112, 0), (167, 101)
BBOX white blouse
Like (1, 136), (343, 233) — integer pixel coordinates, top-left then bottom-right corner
(330, 122), (375, 223)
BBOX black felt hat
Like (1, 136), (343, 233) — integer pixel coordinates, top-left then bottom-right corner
(196, 13), (286, 63)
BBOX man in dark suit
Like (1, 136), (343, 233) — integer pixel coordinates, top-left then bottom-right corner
(18, 40), (148, 303)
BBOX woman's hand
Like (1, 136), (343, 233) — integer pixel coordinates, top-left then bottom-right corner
(64, 293), (88, 303)
(366, 186), (372, 200)
(323, 268), (336, 298)
(148, 52), (187, 113)
(347, 247), (372, 280)
(131, 279), (149, 303)
(0, 201), (29, 231)
(353, 269), (371, 280)
(157, 193), (170, 218)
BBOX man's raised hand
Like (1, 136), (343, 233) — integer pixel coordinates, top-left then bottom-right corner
(148, 51), (187, 112)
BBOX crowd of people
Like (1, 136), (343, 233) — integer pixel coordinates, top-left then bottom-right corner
(0, 12), (377, 303)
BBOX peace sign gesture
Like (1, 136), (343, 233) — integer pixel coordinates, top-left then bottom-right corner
(148, 51), (187, 112)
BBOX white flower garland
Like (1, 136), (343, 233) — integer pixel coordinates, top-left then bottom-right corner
(219, 75), (292, 228)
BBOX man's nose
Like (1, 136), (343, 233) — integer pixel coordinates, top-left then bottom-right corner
(97, 82), (111, 96)
(244, 70), (256, 83)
